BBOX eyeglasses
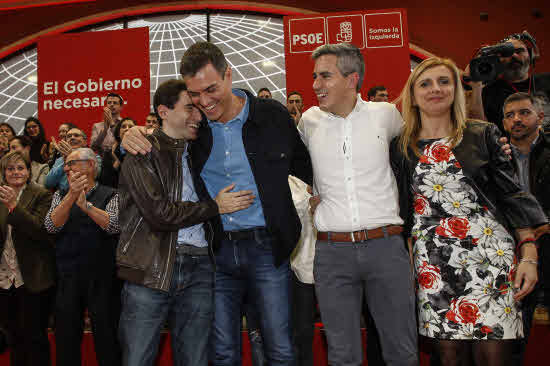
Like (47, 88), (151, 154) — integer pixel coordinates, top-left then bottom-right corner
(64, 159), (89, 168)
(66, 133), (84, 139)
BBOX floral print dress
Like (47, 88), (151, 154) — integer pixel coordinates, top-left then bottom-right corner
(412, 138), (522, 340)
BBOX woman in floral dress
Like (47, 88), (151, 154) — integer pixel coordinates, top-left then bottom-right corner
(390, 57), (547, 366)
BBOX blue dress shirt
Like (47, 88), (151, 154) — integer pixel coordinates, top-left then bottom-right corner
(177, 146), (208, 247)
(200, 89), (266, 231)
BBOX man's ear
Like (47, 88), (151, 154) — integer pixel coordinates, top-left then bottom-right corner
(157, 105), (169, 120)
(347, 72), (359, 91)
(537, 110), (545, 125)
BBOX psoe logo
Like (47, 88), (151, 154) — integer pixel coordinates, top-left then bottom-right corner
(336, 22), (353, 43)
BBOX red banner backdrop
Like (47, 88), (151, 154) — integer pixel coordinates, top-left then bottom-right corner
(37, 27), (149, 139)
(284, 9), (410, 109)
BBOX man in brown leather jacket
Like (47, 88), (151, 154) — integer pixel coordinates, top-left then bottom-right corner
(117, 79), (254, 366)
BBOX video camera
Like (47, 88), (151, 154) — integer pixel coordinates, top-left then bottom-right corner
(468, 43), (516, 82)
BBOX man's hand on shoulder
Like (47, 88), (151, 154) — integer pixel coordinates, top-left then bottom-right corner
(499, 136), (512, 159)
(122, 126), (152, 155)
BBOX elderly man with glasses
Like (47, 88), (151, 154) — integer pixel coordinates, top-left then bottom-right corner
(45, 127), (102, 193)
(45, 147), (121, 366)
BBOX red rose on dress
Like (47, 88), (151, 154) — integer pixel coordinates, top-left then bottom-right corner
(414, 194), (430, 215)
(417, 261), (443, 294)
(436, 217), (470, 239)
(431, 143), (451, 162)
(446, 297), (481, 325)
(454, 161), (462, 168)
(420, 155), (430, 164)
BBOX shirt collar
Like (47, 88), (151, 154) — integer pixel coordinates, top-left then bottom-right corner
(320, 94), (365, 119)
(208, 89), (249, 127)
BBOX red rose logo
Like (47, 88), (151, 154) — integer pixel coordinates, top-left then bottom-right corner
(417, 261), (443, 294)
(481, 326), (493, 334)
(436, 217), (470, 239)
(414, 194), (430, 215)
(446, 297), (481, 325)
(431, 144), (451, 162)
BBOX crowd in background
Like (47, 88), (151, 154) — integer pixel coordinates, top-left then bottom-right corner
(0, 30), (549, 366)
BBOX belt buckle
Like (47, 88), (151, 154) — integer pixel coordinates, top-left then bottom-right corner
(227, 231), (233, 241)
(351, 231), (356, 243)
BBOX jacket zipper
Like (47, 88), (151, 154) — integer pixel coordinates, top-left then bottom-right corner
(121, 217), (143, 253)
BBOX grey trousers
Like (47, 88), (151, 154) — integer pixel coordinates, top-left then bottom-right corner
(313, 234), (418, 366)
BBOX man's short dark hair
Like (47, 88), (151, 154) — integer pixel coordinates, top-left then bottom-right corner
(106, 93), (123, 105)
(287, 91), (302, 99)
(180, 42), (228, 78)
(367, 86), (386, 99)
(153, 79), (188, 118)
(503, 92), (542, 113)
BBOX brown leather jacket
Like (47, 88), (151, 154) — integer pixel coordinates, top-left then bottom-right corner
(117, 129), (219, 292)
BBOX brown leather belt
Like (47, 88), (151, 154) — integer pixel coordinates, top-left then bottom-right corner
(317, 225), (403, 242)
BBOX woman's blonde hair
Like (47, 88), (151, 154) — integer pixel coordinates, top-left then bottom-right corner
(398, 57), (467, 159)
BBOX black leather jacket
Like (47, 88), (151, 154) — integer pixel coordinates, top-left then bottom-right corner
(390, 120), (548, 238)
(526, 131), (550, 218)
(117, 129), (219, 292)
(189, 89), (313, 266)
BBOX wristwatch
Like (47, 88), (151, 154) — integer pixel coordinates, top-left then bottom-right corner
(85, 201), (93, 211)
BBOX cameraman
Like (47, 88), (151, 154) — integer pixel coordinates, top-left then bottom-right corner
(467, 32), (550, 132)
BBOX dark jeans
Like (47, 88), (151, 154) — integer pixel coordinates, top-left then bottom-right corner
(119, 254), (214, 366)
(291, 272), (316, 366)
(54, 271), (121, 366)
(314, 235), (418, 366)
(0, 285), (52, 366)
(212, 234), (293, 366)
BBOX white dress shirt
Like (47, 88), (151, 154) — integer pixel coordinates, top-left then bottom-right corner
(298, 96), (404, 232)
(289, 175), (317, 284)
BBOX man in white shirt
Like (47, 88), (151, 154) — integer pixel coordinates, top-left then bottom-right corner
(298, 43), (417, 366)
(90, 93), (123, 153)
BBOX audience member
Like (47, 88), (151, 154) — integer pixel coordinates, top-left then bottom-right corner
(45, 147), (121, 366)
(48, 122), (77, 165)
(287, 91), (304, 124)
(0, 123), (16, 141)
(145, 112), (161, 129)
(9, 136), (49, 186)
(0, 151), (54, 366)
(23, 117), (49, 164)
(391, 57), (545, 366)
(502, 92), (550, 365)
(367, 85), (389, 102)
(299, 43), (417, 366)
(467, 31), (550, 131)
(98, 118), (135, 188)
(257, 87), (272, 99)
(91, 93), (124, 153)
(117, 79), (253, 366)
(45, 127), (101, 193)
(122, 41), (312, 366)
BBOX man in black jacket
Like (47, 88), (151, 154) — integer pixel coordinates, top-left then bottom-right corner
(502, 92), (550, 365)
(117, 79), (254, 366)
(123, 42), (312, 366)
